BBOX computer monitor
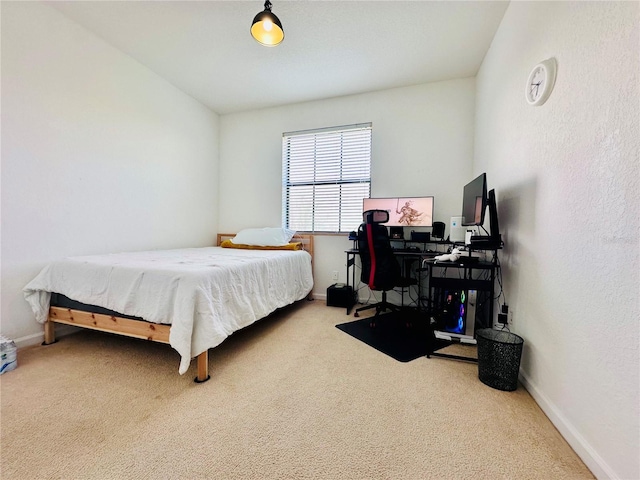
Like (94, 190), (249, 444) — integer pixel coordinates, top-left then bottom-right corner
(461, 172), (502, 247)
(486, 188), (501, 245)
(363, 197), (434, 227)
(461, 173), (487, 226)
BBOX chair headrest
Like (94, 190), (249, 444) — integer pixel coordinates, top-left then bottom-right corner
(363, 209), (389, 224)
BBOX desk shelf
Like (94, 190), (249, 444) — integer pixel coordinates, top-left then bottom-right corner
(430, 276), (493, 292)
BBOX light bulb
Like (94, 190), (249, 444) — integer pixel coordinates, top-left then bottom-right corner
(263, 20), (273, 31)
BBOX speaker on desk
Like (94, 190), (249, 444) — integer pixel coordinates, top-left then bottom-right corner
(432, 221), (445, 240)
(389, 226), (404, 239)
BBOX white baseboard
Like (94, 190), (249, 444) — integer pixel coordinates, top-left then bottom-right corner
(519, 372), (617, 480)
(14, 325), (79, 349)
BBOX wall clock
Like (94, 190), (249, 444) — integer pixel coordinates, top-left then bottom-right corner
(525, 58), (557, 106)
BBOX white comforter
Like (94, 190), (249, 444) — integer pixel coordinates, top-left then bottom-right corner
(23, 247), (313, 374)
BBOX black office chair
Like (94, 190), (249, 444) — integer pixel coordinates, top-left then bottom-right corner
(354, 209), (416, 324)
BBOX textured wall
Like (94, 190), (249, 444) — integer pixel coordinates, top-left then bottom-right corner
(474, 2), (639, 479)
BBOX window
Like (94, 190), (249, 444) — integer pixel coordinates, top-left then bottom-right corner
(282, 123), (371, 233)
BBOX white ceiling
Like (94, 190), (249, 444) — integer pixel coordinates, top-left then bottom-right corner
(50, 1), (509, 115)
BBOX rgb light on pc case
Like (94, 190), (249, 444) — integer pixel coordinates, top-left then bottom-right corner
(435, 289), (477, 339)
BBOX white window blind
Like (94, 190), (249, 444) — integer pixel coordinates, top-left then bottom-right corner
(282, 123), (372, 233)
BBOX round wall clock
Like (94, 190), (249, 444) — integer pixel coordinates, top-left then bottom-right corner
(525, 58), (557, 106)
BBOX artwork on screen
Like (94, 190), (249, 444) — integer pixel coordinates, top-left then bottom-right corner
(363, 197), (434, 227)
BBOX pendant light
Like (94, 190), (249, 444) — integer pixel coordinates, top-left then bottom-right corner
(250, 0), (284, 47)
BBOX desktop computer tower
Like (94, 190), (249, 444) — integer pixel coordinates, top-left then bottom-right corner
(434, 289), (478, 343)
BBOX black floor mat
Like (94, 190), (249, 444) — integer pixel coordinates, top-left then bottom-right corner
(335, 311), (430, 362)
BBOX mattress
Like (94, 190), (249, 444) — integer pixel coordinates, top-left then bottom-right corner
(24, 247), (313, 374)
(50, 293), (144, 320)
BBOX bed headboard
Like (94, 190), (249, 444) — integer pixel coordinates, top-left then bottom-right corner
(216, 233), (314, 261)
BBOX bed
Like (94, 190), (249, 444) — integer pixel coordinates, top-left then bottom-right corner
(23, 232), (314, 382)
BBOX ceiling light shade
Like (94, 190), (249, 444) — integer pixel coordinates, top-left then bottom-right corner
(250, 0), (284, 47)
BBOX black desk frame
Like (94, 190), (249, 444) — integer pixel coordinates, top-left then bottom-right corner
(423, 253), (499, 363)
(345, 244), (501, 363)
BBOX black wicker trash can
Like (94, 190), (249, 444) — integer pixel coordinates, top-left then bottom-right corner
(476, 328), (524, 391)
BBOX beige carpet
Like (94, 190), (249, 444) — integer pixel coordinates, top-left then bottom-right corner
(0, 300), (593, 479)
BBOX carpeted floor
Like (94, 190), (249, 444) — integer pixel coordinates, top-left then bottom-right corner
(0, 300), (594, 479)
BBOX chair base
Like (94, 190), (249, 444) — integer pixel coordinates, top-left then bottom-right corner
(354, 291), (403, 326)
(354, 300), (400, 317)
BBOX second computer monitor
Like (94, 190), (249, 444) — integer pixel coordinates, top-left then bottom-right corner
(363, 197), (434, 227)
(461, 173), (487, 227)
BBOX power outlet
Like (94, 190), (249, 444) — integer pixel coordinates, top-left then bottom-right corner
(499, 304), (512, 325)
(332, 271), (339, 282)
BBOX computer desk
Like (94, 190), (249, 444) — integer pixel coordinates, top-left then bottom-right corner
(345, 243), (501, 362)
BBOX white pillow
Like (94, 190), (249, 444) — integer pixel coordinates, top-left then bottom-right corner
(230, 227), (296, 247)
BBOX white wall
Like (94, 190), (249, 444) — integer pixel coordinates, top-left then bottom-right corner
(475, 2), (639, 479)
(1, 2), (220, 343)
(219, 79), (476, 298)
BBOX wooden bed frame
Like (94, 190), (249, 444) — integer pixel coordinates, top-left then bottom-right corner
(43, 233), (314, 383)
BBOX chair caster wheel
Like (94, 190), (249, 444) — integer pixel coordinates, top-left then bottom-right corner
(354, 312), (359, 317)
